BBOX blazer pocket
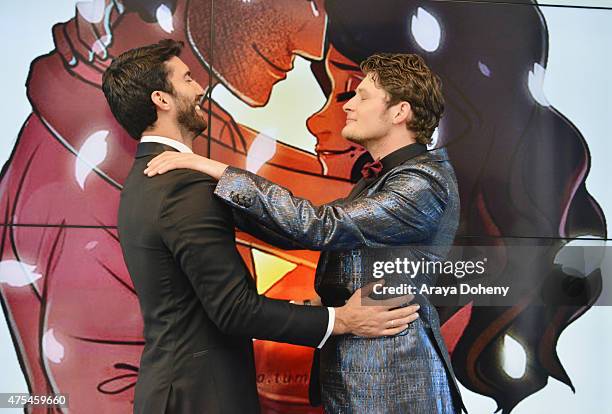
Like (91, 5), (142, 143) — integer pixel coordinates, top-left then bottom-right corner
(192, 349), (210, 358)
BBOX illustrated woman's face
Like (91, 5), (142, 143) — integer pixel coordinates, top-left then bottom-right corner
(307, 45), (368, 179)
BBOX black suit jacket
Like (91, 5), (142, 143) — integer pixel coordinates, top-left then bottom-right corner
(118, 142), (329, 414)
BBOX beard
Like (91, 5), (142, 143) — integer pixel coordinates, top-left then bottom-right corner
(176, 95), (208, 136)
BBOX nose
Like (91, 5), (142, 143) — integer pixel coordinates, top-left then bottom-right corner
(342, 95), (356, 113)
(194, 80), (205, 95)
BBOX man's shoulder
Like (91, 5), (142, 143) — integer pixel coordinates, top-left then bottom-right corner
(121, 163), (218, 209)
(382, 149), (457, 196)
(405, 148), (450, 166)
(139, 169), (218, 208)
(126, 158), (216, 187)
(390, 150), (451, 176)
(158, 168), (217, 186)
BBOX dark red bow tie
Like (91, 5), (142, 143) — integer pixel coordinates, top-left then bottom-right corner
(361, 159), (383, 179)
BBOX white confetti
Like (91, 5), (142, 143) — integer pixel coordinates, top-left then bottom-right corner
(310, 0), (320, 17)
(411, 8), (441, 52)
(478, 61), (491, 78)
(554, 236), (605, 277)
(502, 334), (527, 379)
(91, 35), (110, 59)
(75, 130), (109, 190)
(0, 260), (42, 288)
(156, 4), (174, 34)
(528, 63), (550, 106)
(43, 329), (65, 364)
(76, 0), (105, 24)
(85, 241), (98, 250)
(246, 130), (278, 174)
(428, 127), (440, 150)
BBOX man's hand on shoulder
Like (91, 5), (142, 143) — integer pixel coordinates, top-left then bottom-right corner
(144, 151), (228, 180)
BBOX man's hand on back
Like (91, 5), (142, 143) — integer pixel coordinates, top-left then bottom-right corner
(332, 281), (419, 337)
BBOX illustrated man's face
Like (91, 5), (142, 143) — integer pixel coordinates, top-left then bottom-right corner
(163, 56), (207, 135)
(186, 0), (326, 106)
(341, 72), (395, 144)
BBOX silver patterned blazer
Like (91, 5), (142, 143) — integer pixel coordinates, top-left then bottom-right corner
(215, 144), (466, 414)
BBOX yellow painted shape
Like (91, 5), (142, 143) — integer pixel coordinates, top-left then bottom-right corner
(252, 249), (297, 294)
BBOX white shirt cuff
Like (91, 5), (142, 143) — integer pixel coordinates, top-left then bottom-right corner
(317, 307), (335, 349)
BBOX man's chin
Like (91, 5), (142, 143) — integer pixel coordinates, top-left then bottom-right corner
(342, 130), (366, 145)
(194, 123), (208, 136)
(190, 111), (208, 135)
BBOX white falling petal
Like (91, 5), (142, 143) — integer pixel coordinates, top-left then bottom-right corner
(85, 241), (99, 251)
(411, 8), (441, 52)
(76, 0), (105, 24)
(75, 130), (109, 190)
(502, 334), (527, 379)
(310, 1), (320, 17)
(0, 260), (42, 288)
(478, 61), (491, 78)
(428, 127), (440, 150)
(554, 236), (605, 277)
(91, 34), (111, 59)
(43, 329), (65, 364)
(156, 4), (174, 34)
(246, 130), (278, 174)
(528, 63), (550, 107)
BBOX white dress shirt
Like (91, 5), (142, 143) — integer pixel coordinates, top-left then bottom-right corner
(139, 135), (335, 348)
(141, 135), (193, 153)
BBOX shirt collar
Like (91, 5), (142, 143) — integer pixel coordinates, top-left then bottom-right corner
(140, 135), (193, 154)
(379, 143), (427, 176)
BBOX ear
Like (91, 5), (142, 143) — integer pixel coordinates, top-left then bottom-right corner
(151, 90), (172, 112)
(391, 101), (412, 125)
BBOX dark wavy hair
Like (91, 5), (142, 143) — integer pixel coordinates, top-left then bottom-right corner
(325, 0), (607, 412)
(102, 39), (183, 139)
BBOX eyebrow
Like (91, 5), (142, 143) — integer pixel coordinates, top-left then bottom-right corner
(330, 60), (361, 72)
(356, 87), (368, 96)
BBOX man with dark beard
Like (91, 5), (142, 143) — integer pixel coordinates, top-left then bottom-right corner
(103, 40), (419, 414)
(0, 2), (348, 410)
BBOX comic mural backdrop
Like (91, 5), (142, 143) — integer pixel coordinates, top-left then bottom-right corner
(0, 0), (609, 413)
